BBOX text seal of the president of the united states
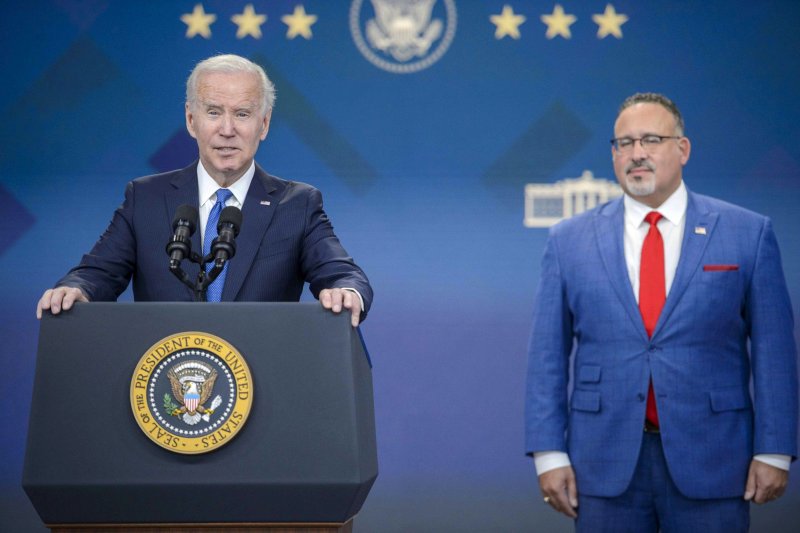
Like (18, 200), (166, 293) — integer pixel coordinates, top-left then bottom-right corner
(130, 332), (253, 454)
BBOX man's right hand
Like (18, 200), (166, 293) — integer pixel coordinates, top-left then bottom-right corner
(36, 287), (89, 319)
(539, 465), (579, 518)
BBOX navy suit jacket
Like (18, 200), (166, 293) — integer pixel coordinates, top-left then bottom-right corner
(58, 162), (372, 316)
(525, 189), (797, 499)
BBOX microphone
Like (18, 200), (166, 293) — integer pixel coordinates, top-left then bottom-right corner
(211, 206), (242, 267)
(166, 205), (198, 267)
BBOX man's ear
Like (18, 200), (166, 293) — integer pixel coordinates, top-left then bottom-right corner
(259, 109), (272, 141)
(185, 102), (197, 139)
(679, 136), (691, 165)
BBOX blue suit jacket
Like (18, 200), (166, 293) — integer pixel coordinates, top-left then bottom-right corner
(525, 189), (797, 499)
(58, 162), (372, 316)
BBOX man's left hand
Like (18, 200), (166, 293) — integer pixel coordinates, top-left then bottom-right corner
(319, 288), (361, 327)
(744, 459), (789, 504)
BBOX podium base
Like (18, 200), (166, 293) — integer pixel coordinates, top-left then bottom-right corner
(47, 520), (353, 533)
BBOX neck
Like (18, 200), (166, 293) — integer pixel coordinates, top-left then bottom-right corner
(211, 172), (244, 189)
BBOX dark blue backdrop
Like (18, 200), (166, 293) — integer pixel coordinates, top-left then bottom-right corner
(2, 2), (799, 531)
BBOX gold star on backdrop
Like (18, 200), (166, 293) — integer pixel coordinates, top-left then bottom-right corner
(541, 4), (576, 39)
(232, 4), (267, 39)
(490, 5), (526, 40)
(181, 4), (216, 39)
(592, 4), (628, 39)
(282, 5), (318, 40)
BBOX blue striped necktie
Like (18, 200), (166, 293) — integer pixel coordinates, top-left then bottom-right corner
(204, 189), (234, 302)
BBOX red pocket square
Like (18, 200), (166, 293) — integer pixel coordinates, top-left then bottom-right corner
(703, 264), (739, 271)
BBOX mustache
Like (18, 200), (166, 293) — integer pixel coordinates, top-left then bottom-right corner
(625, 161), (655, 173)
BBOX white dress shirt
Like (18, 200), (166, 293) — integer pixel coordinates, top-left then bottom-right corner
(534, 181), (789, 475)
(622, 181), (687, 303)
(197, 160), (254, 245)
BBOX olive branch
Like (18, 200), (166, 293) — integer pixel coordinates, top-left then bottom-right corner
(163, 393), (180, 416)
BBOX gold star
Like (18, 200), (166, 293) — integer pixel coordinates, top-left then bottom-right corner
(540, 4), (577, 40)
(180, 4), (216, 39)
(490, 5), (526, 40)
(592, 4), (628, 39)
(281, 5), (318, 40)
(232, 4), (267, 39)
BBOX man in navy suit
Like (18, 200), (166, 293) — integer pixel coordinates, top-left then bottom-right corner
(37, 54), (371, 326)
(526, 93), (797, 531)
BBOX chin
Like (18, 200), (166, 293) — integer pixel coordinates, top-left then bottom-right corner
(625, 177), (656, 197)
(213, 161), (241, 174)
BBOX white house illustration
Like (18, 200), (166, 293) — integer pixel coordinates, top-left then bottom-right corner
(524, 170), (623, 228)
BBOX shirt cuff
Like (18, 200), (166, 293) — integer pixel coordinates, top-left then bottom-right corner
(533, 451), (571, 476)
(340, 288), (364, 312)
(753, 454), (791, 471)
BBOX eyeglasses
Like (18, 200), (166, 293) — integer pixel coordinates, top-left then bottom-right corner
(610, 135), (682, 153)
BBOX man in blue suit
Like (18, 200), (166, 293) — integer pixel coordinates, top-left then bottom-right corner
(526, 93), (797, 531)
(37, 54), (371, 325)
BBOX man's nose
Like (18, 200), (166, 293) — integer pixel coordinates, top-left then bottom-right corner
(631, 139), (649, 159)
(219, 114), (235, 136)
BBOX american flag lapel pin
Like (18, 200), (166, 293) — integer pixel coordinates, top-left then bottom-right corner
(260, 200), (271, 206)
(694, 226), (707, 235)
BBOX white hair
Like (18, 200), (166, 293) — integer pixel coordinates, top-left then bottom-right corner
(186, 54), (276, 115)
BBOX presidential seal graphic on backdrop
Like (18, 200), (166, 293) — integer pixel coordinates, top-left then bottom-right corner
(130, 332), (253, 454)
(350, 0), (457, 74)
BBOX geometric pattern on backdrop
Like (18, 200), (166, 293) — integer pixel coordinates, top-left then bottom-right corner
(0, 183), (36, 256)
(482, 100), (592, 189)
(252, 53), (380, 195)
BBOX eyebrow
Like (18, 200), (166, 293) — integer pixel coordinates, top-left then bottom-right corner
(617, 132), (667, 138)
(199, 100), (256, 112)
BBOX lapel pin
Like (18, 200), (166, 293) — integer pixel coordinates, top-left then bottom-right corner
(260, 200), (271, 206)
(694, 227), (707, 235)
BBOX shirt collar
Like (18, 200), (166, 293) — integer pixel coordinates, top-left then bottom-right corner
(197, 160), (255, 207)
(624, 180), (687, 228)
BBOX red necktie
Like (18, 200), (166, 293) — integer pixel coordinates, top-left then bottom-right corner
(640, 211), (664, 427)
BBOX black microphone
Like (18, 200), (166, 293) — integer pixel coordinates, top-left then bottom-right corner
(211, 206), (242, 267)
(166, 205), (198, 267)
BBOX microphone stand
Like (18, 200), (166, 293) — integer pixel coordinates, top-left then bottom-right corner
(167, 205), (239, 302)
(169, 252), (224, 302)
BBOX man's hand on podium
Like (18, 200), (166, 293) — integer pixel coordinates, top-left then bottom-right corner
(36, 286), (89, 319)
(36, 285), (365, 327)
(319, 288), (362, 327)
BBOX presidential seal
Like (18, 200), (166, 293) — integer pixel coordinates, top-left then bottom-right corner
(130, 332), (253, 454)
(350, 0), (457, 74)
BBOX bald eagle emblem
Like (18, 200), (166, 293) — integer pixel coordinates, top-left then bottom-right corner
(366, 0), (442, 62)
(349, 0), (457, 74)
(166, 361), (222, 425)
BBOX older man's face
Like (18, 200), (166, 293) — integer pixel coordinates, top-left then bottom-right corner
(612, 102), (691, 208)
(186, 71), (270, 186)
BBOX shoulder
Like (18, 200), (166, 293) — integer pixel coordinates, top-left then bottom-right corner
(129, 162), (197, 190)
(254, 165), (321, 200)
(549, 196), (622, 238)
(689, 191), (769, 227)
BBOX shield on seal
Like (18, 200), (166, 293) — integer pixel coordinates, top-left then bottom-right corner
(184, 384), (200, 413)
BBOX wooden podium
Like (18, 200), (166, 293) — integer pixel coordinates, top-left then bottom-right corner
(48, 522), (352, 532)
(23, 303), (377, 532)
(48, 521), (353, 532)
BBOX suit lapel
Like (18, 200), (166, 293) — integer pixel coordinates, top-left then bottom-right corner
(652, 191), (718, 338)
(594, 199), (648, 340)
(165, 162), (201, 300)
(222, 164), (281, 301)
